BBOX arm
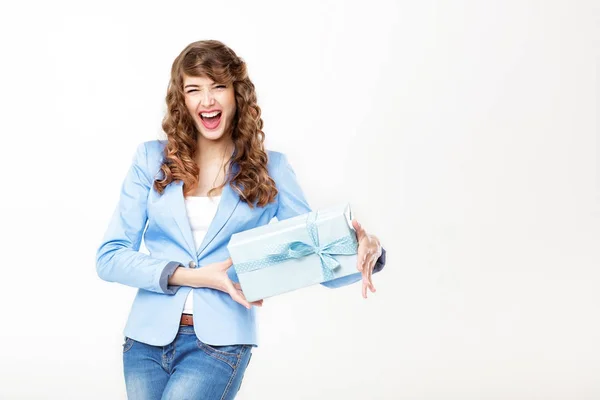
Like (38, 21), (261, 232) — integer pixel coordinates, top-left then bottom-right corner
(95, 142), (183, 295)
(272, 153), (386, 289)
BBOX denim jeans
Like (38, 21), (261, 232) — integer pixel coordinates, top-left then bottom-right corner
(123, 325), (253, 399)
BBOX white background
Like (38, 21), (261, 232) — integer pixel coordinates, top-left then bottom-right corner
(1, 1), (598, 399)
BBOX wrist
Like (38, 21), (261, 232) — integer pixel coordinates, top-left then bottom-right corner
(190, 267), (210, 289)
(168, 266), (202, 288)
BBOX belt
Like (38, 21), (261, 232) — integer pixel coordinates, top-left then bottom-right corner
(180, 314), (194, 326)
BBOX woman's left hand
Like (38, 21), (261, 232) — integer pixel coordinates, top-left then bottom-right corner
(352, 219), (382, 299)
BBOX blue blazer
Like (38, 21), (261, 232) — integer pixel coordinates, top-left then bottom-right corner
(96, 140), (386, 346)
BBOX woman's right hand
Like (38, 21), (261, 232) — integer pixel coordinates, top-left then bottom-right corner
(193, 257), (263, 310)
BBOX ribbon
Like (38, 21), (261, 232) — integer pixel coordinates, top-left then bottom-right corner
(234, 211), (358, 281)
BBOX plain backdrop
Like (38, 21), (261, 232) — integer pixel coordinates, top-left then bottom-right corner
(0, 1), (598, 399)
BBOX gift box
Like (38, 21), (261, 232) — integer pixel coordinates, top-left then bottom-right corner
(227, 203), (359, 302)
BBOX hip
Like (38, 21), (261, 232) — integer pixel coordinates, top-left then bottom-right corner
(123, 324), (253, 399)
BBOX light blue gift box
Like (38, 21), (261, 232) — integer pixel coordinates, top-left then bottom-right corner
(227, 203), (359, 302)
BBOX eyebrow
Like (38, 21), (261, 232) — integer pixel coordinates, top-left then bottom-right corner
(184, 83), (222, 89)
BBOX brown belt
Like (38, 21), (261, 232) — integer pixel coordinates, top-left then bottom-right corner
(180, 314), (194, 326)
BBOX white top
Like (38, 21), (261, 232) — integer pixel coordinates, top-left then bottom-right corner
(182, 195), (221, 314)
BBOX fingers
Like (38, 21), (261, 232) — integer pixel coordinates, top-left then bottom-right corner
(356, 250), (365, 272)
(231, 291), (251, 309)
(367, 253), (376, 293)
(361, 271), (373, 299)
(250, 299), (264, 307)
(355, 222), (380, 295)
(356, 236), (374, 273)
(353, 218), (383, 293)
(361, 252), (377, 299)
(224, 280), (251, 309)
(353, 220), (375, 273)
(361, 255), (369, 298)
(355, 232), (367, 272)
(232, 282), (263, 307)
(352, 219), (366, 241)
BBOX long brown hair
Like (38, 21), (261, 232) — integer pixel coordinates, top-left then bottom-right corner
(153, 40), (278, 208)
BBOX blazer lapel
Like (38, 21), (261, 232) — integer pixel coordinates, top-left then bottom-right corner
(169, 180), (196, 255)
(195, 181), (241, 258)
(169, 173), (242, 259)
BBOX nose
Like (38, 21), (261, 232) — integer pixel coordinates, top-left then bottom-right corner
(200, 89), (216, 107)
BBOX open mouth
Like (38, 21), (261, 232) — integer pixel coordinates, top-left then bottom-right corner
(199, 111), (222, 130)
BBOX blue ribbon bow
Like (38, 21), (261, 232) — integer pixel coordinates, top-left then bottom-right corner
(234, 211), (358, 281)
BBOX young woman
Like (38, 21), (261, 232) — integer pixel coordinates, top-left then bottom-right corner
(96, 39), (387, 400)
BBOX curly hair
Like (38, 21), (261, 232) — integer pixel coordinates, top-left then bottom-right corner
(153, 40), (278, 208)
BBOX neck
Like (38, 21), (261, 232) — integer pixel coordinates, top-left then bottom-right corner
(195, 135), (234, 167)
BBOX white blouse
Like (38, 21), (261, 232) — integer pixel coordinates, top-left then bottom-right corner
(182, 194), (221, 314)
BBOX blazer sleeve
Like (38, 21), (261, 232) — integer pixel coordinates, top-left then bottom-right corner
(95, 142), (183, 295)
(272, 152), (386, 289)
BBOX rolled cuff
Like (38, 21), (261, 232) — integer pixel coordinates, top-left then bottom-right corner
(159, 261), (183, 294)
(373, 247), (387, 274)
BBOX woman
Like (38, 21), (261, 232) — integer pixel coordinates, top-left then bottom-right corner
(96, 40), (387, 400)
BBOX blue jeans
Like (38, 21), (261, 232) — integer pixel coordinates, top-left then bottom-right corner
(123, 325), (253, 399)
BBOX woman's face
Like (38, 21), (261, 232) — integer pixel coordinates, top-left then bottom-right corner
(183, 75), (236, 142)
